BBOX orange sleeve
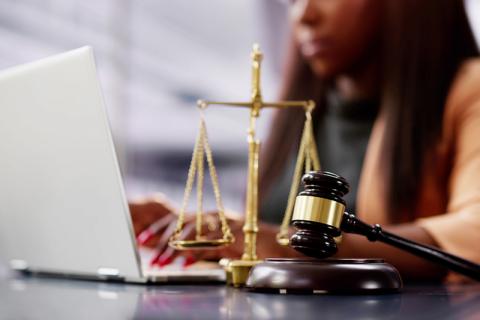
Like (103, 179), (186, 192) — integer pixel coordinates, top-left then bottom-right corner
(418, 96), (480, 264)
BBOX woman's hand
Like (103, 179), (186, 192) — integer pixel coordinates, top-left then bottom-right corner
(128, 194), (178, 247)
(129, 196), (300, 267)
(149, 212), (302, 267)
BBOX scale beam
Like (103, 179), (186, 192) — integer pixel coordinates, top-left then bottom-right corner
(197, 100), (314, 110)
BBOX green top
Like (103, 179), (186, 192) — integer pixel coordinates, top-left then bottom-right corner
(260, 94), (378, 224)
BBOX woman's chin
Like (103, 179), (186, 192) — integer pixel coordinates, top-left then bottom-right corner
(308, 60), (340, 80)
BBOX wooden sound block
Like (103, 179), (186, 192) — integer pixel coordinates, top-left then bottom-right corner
(246, 258), (402, 294)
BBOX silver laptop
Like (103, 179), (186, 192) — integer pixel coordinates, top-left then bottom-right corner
(0, 46), (224, 283)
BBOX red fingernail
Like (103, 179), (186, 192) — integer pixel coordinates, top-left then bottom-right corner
(183, 255), (196, 268)
(158, 254), (174, 268)
(137, 229), (154, 245)
(149, 251), (163, 267)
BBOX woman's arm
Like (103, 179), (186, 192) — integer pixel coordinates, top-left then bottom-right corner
(335, 61), (480, 282)
(336, 224), (448, 281)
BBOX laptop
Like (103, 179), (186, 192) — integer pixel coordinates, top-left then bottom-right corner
(0, 46), (224, 283)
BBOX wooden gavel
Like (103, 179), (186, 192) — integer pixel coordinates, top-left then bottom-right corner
(289, 171), (480, 281)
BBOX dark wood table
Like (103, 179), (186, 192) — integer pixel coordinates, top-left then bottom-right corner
(1, 272), (479, 319)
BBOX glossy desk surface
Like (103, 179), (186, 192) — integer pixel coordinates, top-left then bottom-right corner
(1, 271), (479, 320)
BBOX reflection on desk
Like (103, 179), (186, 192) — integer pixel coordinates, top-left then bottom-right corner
(0, 273), (480, 320)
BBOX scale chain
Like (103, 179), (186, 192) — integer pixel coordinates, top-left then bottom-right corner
(201, 116), (234, 242)
(171, 119), (202, 242)
(170, 111), (234, 246)
(276, 108), (321, 245)
(195, 120), (205, 240)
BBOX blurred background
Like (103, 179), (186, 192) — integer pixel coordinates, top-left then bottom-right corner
(0, 0), (479, 213)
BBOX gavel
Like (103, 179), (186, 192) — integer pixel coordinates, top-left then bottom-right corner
(289, 171), (480, 281)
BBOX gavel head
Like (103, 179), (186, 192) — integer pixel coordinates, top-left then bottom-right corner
(290, 171), (350, 259)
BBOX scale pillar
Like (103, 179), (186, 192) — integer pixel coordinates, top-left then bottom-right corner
(226, 44), (264, 287)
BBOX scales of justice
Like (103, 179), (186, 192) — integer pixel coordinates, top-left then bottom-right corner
(167, 44), (480, 293)
(167, 43), (322, 288)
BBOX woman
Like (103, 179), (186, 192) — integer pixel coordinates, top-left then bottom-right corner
(131, 0), (480, 281)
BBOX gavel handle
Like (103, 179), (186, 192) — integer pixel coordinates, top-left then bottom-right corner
(341, 212), (480, 281)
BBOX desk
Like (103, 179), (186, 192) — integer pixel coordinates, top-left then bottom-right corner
(0, 273), (479, 320)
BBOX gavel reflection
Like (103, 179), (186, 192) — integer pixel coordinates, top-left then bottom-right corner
(289, 171), (480, 281)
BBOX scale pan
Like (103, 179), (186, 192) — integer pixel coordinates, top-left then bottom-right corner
(169, 239), (233, 250)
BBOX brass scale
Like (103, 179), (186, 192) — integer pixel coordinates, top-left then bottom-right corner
(168, 44), (320, 286)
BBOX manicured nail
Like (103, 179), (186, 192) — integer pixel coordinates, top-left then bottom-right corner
(158, 254), (174, 268)
(137, 229), (154, 245)
(183, 255), (196, 268)
(149, 251), (163, 267)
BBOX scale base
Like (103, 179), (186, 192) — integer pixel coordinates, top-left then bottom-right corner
(246, 258), (402, 294)
(222, 259), (262, 287)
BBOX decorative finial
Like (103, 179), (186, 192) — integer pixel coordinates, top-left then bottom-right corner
(251, 43), (263, 111)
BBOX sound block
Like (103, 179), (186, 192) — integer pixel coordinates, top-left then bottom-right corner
(246, 258), (402, 294)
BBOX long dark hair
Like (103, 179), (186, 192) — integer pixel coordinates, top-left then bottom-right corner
(259, 0), (479, 222)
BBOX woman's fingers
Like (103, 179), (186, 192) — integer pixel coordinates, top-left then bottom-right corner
(136, 214), (174, 245)
(150, 214), (227, 267)
(149, 235), (176, 267)
(148, 211), (254, 267)
(181, 214), (242, 260)
(129, 195), (177, 236)
(155, 247), (176, 267)
(150, 220), (180, 264)
(151, 222), (196, 267)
